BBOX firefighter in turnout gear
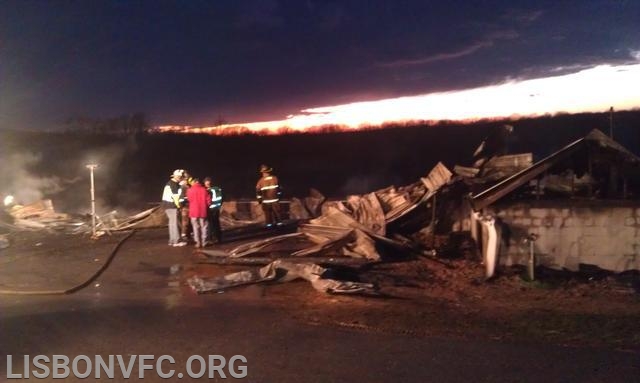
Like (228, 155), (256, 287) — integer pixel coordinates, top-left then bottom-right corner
(204, 176), (222, 243)
(255, 164), (282, 226)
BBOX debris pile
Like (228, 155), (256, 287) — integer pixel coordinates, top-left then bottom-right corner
(188, 259), (376, 295)
(189, 127), (640, 294)
(0, 200), (169, 235)
(190, 162), (453, 294)
(455, 153), (532, 183)
(4, 126), (638, 292)
(1, 199), (83, 232)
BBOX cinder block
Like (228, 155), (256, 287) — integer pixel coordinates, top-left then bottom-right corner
(580, 226), (605, 236)
(529, 208), (547, 218)
(532, 219), (541, 226)
(514, 218), (532, 226)
(511, 209), (525, 217)
(593, 215), (609, 227)
(625, 217), (636, 226)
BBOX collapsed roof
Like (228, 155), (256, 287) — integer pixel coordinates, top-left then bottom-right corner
(470, 129), (640, 210)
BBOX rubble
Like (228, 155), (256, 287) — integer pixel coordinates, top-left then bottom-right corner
(1, 200), (168, 235)
(469, 129), (640, 273)
(6, 126), (638, 296)
(9, 200), (66, 220)
(190, 128), (640, 295)
(197, 255), (373, 267)
(190, 162), (455, 294)
(187, 259), (376, 295)
(205, 232), (305, 258)
(198, 162), (453, 269)
(470, 129), (640, 210)
(481, 153), (532, 179)
(273, 192), (324, 221)
(2, 200), (85, 232)
(109, 207), (166, 231)
(219, 210), (263, 228)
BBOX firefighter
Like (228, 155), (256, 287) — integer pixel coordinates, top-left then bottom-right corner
(178, 171), (192, 242)
(162, 169), (186, 247)
(255, 164), (282, 227)
(203, 176), (223, 243)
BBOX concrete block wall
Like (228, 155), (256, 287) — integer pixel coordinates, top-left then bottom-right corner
(486, 202), (640, 272)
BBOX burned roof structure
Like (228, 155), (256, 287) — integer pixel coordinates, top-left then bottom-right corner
(463, 129), (640, 274)
(470, 129), (640, 210)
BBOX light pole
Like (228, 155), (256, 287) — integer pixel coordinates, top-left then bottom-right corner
(609, 106), (614, 139)
(86, 164), (98, 236)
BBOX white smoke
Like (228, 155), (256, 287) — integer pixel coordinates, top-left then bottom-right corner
(0, 152), (80, 205)
(0, 135), (138, 215)
(79, 136), (139, 215)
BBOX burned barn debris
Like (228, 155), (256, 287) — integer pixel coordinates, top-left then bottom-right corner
(0, 200), (170, 236)
(188, 260), (376, 295)
(189, 128), (640, 294)
(3, 126), (638, 295)
(188, 163), (451, 295)
(2, 199), (77, 231)
(468, 129), (640, 274)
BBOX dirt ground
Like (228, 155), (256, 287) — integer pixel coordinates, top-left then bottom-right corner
(184, 233), (640, 351)
(2, 228), (639, 351)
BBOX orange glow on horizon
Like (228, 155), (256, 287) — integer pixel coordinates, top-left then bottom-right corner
(156, 63), (640, 135)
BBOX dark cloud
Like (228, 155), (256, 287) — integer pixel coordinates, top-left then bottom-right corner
(0, 0), (638, 130)
(501, 8), (544, 24)
(377, 30), (520, 67)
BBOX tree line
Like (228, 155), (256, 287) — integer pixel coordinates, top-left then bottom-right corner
(63, 113), (149, 135)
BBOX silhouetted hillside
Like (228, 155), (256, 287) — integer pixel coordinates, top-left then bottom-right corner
(1, 111), (638, 213)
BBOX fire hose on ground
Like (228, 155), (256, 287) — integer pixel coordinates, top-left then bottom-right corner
(0, 230), (135, 295)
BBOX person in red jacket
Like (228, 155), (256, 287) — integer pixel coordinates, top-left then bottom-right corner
(186, 178), (211, 248)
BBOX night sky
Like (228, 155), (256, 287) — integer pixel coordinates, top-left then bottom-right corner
(1, 0), (639, 130)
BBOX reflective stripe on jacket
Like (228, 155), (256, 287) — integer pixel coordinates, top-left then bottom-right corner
(162, 180), (181, 208)
(256, 175), (280, 202)
(208, 186), (223, 209)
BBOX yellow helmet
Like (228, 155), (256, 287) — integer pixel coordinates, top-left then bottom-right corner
(259, 164), (273, 173)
